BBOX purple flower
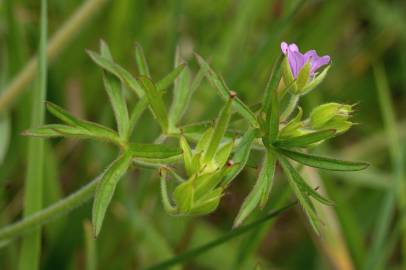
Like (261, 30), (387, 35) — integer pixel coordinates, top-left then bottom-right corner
(281, 41), (330, 79)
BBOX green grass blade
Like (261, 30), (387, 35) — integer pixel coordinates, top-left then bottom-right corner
(145, 202), (296, 270)
(18, 1), (47, 269)
(92, 153), (132, 237)
(279, 148), (369, 171)
(274, 129), (336, 148)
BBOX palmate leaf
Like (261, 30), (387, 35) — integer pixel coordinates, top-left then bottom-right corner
(195, 54), (258, 127)
(234, 150), (276, 227)
(278, 148), (369, 171)
(92, 152), (132, 237)
(274, 129), (336, 148)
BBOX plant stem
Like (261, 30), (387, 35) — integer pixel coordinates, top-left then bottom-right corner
(0, 0), (109, 113)
(18, 1), (47, 269)
(280, 94), (299, 121)
(0, 177), (99, 243)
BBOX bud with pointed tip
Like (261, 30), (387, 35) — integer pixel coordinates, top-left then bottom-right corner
(310, 103), (354, 133)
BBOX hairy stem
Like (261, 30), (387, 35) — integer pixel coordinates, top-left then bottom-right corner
(0, 177), (99, 242)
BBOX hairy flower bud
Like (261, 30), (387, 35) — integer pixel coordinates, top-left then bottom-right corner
(310, 103), (353, 133)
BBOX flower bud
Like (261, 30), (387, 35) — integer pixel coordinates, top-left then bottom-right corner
(310, 103), (353, 133)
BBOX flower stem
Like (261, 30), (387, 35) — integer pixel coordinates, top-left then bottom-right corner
(0, 177), (99, 243)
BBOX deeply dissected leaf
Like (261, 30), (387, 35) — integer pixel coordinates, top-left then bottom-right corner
(278, 156), (321, 234)
(103, 72), (130, 140)
(195, 54), (258, 127)
(278, 155), (334, 205)
(130, 143), (182, 162)
(169, 50), (192, 128)
(156, 64), (186, 92)
(134, 42), (151, 77)
(274, 129), (336, 148)
(23, 124), (119, 143)
(87, 50), (144, 97)
(279, 148), (369, 171)
(234, 150), (276, 227)
(203, 98), (232, 163)
(180, 136), (193, 176)
(138, 76), (169, 133)
(92, 153), (132, 237)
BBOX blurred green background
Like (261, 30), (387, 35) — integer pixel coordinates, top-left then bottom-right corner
(0, 0), (405, 269)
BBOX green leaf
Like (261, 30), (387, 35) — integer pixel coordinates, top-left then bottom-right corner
(138, 76), (169, 133)
(169, 56), (192, 128)
(99, 39), (113, 60)
(279, 148), (369, 171)
(45, 102), (122, 145)
(214, 140), (234, 168)
(46, 101), (81, 126)
(195, 127), (213, 153)
(195, 54), (258, 127)
(274, 129), (336, 148)
(234, 150), (276, 227)
(180, 136), (193, 176)
(278, 156), (321, 234)
(103, 72), (130, 140)
(134, 42), (150, 77)
(179, 121), (212, 135)
(173, 181), (195, 213)
(301, 65), (330, 95)
(24, 124), (121, 145)
(87, 50), (144, 97)
(130, 143), (182, 161)
(222, 129), (256, 186)
(156, 64), (186, 92)
(203, 98), (233, 163)
(263, 56), (282, 114)
(92, 153), (132, 237)
(277, 155), (333, 205)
